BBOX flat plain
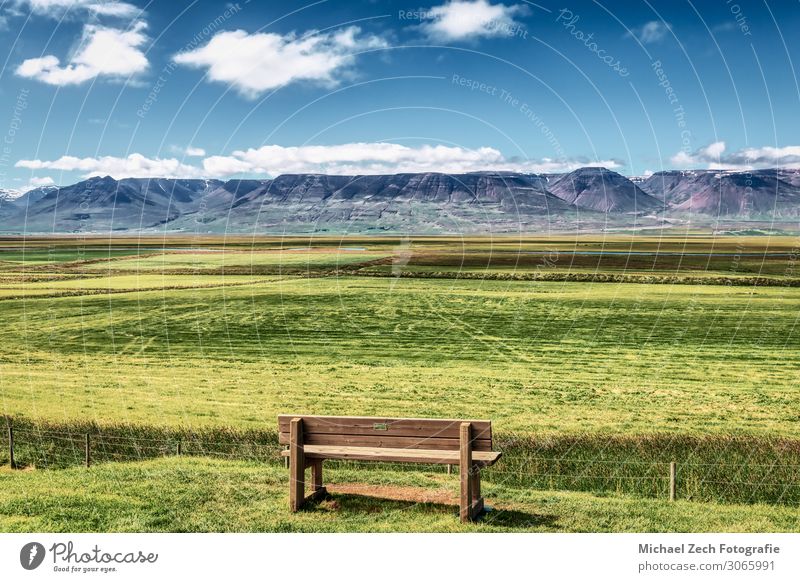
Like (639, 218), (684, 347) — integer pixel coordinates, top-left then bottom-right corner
(0, 234), (798, 531)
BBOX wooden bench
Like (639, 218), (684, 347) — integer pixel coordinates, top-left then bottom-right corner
(278, 415), (502, 522)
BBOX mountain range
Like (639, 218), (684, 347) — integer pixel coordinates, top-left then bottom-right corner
(2, 167), (799, 233)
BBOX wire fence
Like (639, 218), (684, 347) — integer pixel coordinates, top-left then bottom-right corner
(2, 418), (798, 506)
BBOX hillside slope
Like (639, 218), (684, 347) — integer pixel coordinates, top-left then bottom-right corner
(547, 167), (663, 213)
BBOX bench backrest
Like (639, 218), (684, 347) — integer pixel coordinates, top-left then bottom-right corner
(278, 415), (493, 451)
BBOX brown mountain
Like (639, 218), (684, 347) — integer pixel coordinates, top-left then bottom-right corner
(547, 167), (663, 213)
(641, 169), (800, 216)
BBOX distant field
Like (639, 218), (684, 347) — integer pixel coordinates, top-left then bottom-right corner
(0, 248), (145, 264)
(83, 249), (392, 272)
(1, 277), (798, 435)
(0, 235), (798, 531)
(0, 236), (798, 433)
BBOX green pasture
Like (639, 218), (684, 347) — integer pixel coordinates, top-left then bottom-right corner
(0, 273), (798, 435)
(0, 235), (797, 435)
(81, 249), (392, 272)
(0, 458), (797, 532)
(0, 235), (797, 531)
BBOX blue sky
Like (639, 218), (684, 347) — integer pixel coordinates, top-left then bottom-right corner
(1, 0), (800, 189)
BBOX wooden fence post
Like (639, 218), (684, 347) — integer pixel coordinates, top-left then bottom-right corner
(176, 442), (182, 456)
(85, 433), (91, 468)
(7, 425), (14, 470)
(669, 461), (676, 501)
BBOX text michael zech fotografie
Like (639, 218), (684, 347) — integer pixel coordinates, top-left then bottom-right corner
(639, 542), (780, 557)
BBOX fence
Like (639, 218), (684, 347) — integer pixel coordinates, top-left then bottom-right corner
(3, 418), (799, 506)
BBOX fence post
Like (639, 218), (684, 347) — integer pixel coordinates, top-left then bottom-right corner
(176, 442), (182, 456)
(85, 433), (91, 468)
(669, 461), (676, 501)
(7, 425), (14, 470)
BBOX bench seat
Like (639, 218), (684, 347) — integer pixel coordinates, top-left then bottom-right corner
(279, 415), (501, 522)
(280, 445), (502, 466)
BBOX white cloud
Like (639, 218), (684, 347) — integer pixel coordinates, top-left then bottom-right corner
(17, 144), (622, 180)
(420, 0), (527, 41)
(671, 141), (800, 170)
(704, 141), (726, 158)
(19, 176), (56, 192)
(170, 145), (206, 157)
(16, 20), (148, 85)
(16, 153), (203, 179)
(11, 0), (139, 18)
(27, 176), (56, 187)
(173, 26), (387, 98)
(201, 142), (620, 176)
(632, 20), (670, 44)
(86, 1), (138, 17)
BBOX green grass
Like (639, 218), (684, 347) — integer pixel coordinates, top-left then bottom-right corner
(0, 457), (797, 532)
(2, 418), (797, 505)
(1, 276), (798, 435)
(83, 249), (391, 271)
(0, 235), (798, 531)
(12, 273), (274, 289)
(0, 274), (283, 300)
(0, 248), (145, 264)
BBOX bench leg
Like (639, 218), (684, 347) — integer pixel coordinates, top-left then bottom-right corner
(311, 459), (323, 491)
(470, 465), (484, 520)
(459, 422), (473, 523)
(289, 418), (305, 512)
(308, 459), (328, 503)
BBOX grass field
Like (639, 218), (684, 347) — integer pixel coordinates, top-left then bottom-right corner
(0, 235), (798, 531)
(1, 458), (797, 533)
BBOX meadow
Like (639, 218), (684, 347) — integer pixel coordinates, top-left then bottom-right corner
(2, 457), (798, 533)
(0, 234), (798, 531)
